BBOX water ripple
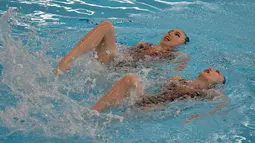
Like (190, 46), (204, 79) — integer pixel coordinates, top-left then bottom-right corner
(137, 2), (161, 10)
(75, 1), (152, 12)
(17, 0), (153, 14)
(2, 0), (219, 27)
(109, 0), (135, 4)
(155, 0), (208, 5)
(1, 1), (255, 142)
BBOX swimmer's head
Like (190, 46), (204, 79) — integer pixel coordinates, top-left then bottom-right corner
(197, 68), (226, 85)
(160, 29), (189, 48)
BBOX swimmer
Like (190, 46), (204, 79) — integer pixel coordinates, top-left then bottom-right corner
(91, 68), (226, 112)
(54, 20), (190, 75)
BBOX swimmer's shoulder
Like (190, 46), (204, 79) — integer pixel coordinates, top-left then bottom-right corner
(174, 51), (185, 56)
(168, 76), (183, 81)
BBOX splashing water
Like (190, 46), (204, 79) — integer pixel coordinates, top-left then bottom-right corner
(1, 1), (255, 142)
(0, 9), (126, 140)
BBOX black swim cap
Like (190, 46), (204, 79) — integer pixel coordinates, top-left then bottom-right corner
(222, 76), (226, 84)
(184, 36), (190, 44)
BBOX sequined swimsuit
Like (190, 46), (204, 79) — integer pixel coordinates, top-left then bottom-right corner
(109, 43), (178, 68)
(134, 79), (209, 107)
(128, 46), (177, 61)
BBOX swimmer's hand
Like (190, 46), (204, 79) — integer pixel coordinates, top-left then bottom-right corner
(53, 68), (65, 76)
(174, 63), (186, 72)
(53, 57), (74, 76)
(173, 52), (190, 72)
(53, 69), (59, 76)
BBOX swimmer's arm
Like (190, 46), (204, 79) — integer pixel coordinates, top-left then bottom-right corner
(172, 52), (190, 71)
(185, 92), (230, 123)
(185, 98), (229, 123)
(121, 102), (168, 118)
(139, 104), (168, 112)
(205, 90), (229, 115)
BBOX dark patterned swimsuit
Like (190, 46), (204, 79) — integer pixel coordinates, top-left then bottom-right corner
(109, 44), (178, 69)
(128, 45), (177, 61)
(134, 79), (209, 107)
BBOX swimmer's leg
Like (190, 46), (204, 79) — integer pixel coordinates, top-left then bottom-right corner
(92, 74), (144, 112)
(54, 20), (117, 75)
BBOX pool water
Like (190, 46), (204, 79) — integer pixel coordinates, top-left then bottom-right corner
(0, 0), (255, 142)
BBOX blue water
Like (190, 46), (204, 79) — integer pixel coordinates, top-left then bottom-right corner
(0, 0), (255, 142)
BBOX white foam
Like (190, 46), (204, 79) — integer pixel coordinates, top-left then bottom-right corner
(109, 0), (135, 4)
(0, 9), (123, 139)
(155, 0), (208, 6)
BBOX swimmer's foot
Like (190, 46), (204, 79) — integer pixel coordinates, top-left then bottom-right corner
(53, 58), (73, 76)
(53, 68), (65, 76)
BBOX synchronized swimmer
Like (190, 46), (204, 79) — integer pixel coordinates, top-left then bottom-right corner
(53, 20), (227, 117)
(92, 68), (226, 112)
(54, 20), (190, 75)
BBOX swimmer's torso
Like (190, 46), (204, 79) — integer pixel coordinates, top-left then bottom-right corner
(109, 43), (178, 69)
(134, 79), (217, 107)
(128, 45), (176, 61)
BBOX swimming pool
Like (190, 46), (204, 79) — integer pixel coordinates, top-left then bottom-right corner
(0, 0), (255, 142)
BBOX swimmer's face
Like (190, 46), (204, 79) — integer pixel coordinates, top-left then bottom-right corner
(198, 68), (225, 84)
(160, 29), (187, 48)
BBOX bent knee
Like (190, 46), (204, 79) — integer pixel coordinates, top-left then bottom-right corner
(123, 74), (139, 87)
(102, 20), (114, 28)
